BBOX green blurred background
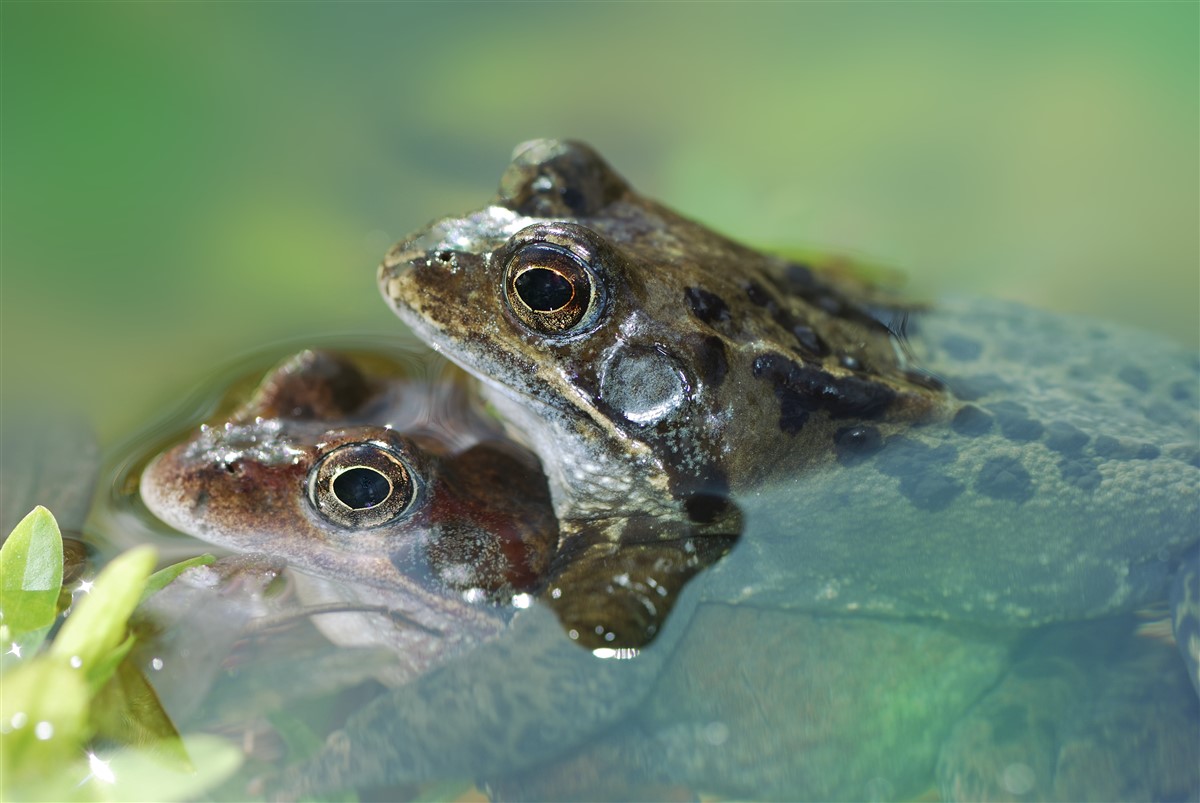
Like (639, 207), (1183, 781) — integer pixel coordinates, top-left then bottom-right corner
(3, 2), (1197, 444)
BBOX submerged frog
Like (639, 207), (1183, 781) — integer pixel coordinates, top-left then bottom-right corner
(354, 139), (1199, 800)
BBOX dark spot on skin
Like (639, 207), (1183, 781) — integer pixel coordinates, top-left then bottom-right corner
(693, 335), (728, 389)
(1058, 456), (1102, 492)
(752, 352), (898, 434)
(1142, 400), (1180, 427)
(775, 391), (810, 434)
(778, 262), (891, 332)
(976, 455), (1034, 503)
(791, 324), (829, 357)
(943, 373), (1012, 402)
(951, 405), (994, 437)
(874, 436), (959, 478)
(1169, 380), (1197, 403)
(986, 401), (1045, 442)
(660, 461), (735, 531)
(743, 281), (776, 308)
(684, 286), (731, 325)
(784, 263), (819, 291)
(559, 186), (585, 214)
(1093, 435), (1161, 461)
(1043, 420), (1090, 456)
(940, 334), (983, 362)
(1116, 365), (1151, 392)
(898, 472), (964, 512)
(192, 488), (210, 514)
(904, 370), (944, 392)
(684, 493), (731, 525)
(816, 295), (844, 316)
(1165, 445), (1200, 468)
(833, 425), (884, 466)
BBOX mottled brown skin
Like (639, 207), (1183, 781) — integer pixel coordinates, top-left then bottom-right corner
(380, 140), (945, 532)
(376, 140), (955, 650)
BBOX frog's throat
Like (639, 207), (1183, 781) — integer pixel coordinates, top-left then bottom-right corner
(480, 382), (674, 522)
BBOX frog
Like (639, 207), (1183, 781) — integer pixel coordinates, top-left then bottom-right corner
(361, 138), (1200, 800)
(140, 347), (562, 685)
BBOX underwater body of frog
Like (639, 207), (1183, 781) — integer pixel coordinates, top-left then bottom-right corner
(357, 139), (1200, 800)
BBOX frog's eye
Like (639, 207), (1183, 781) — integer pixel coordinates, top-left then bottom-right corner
(504, 243), (598, 336)
(307, 441), (417, 529)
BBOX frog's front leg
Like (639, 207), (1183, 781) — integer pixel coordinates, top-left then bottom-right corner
(275, 597), (687, 800)
(542, 517), (739, 650)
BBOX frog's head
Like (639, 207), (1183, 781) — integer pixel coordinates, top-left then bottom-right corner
(140, 350), (558, 604)
(380, 140), (936, 523)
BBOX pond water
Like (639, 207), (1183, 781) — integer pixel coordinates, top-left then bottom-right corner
(2, 4), (1197, 800)
(84, 286), (1199, 800)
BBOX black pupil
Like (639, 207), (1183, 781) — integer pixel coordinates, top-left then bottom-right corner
(515, 268), (574, 312)
(332, 467), (391, 509)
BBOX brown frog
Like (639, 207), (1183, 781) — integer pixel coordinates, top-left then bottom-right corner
(380, 140), (941, 535)
(140, 348), (560, 682)
(361, 139), (1199, 800)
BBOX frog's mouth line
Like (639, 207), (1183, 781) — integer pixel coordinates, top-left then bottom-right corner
(386, 295), (573, 419)
(387, 297), (670, 510)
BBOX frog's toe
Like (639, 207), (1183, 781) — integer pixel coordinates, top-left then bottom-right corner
(937, 618), (1200, 802)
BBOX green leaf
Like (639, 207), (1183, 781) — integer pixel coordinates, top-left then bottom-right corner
(0, 506), (65, 633)
(5, 734), (242, 803)
(93, 655), (192, 772)
(50, 545), (156, 691)
(139, 553), (215, 605)
(89, 734), (242, 802)
(0, 624), (51, 673)
(0, 661), (91, 790)
(88, 632), (138, 691)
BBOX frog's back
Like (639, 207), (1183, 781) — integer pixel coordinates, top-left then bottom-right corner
(714, 296), (1199, 626)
